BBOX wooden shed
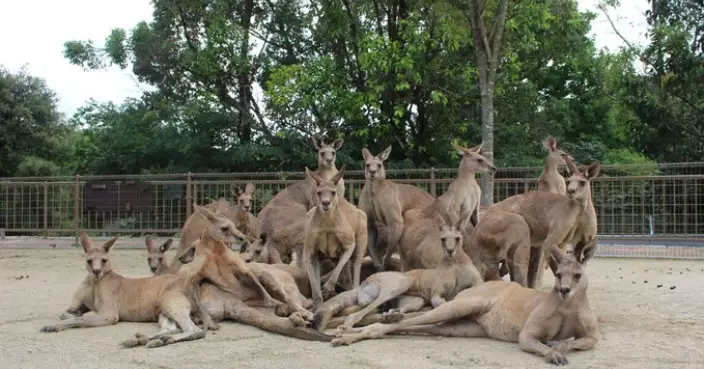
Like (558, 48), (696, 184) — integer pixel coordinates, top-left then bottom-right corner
(83, 179), (154, 213)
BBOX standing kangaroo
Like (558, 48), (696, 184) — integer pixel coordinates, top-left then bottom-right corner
(537, 136), (573, 195)
(358, 146), (435, 271)
(230, 183), (259, 238)
(331, 246), (600, 366)
(489, 161), (602, 288)
(256, 133), (345, 264)
(303, 165), (368, 306)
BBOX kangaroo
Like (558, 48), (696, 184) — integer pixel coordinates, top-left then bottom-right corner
(230, 183), (259, 238)
(537, 136), (573, 195)
(312, 219), (483, 332)
(256, 133), (345, 264)
(303, 165), (368, 306)
(145, 235), (175, 274)
(488, 161), (602, 289)
(39, 233), (217, 349)
(177, 234), (333, 341)
(147, 233), (315, 319)
(358, 146), (435, 271)
(331, 246), (600, 366)
(405, 143), (496, 229)
(463, 209), (531, 286)
(400, 143), (495, 271)
(172, 198), (248, 269)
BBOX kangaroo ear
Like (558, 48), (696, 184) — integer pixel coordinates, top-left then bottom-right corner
(378, 145), (392, 161)
(361, 148), (372, 161)
(79, 232), (95, 253)
(305, 167), (324, 186)
(145, 234), (155, 251)
(103, 235), (119, 253)
(160, 239), (173, 253)
(231, 185), (242, 198)
(312, 133), (324, 150)
(244, 183), (255, 195)
(454, 144), (469, 155)
(584, 161), (601, 180)
(331, 138), (344, 150)
(547, 245), (565, 275)
(332, 164), (346, 185)
(469, 143), (483, 154)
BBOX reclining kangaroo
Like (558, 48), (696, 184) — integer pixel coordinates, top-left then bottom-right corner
(177, 234), (332, 341)
(144, 234), (315, 321)
(256, 133), (346, 265)
(358, 146), (435, 270)
(312, 218), (483, 332)
(488, 161), (601, 288)
(331, 245), (600, 366)
(39, 233), (217, 349)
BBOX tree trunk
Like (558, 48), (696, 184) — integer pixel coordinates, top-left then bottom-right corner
(479, 75), (495, 206)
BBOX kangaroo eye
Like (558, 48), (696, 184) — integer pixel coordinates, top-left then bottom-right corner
(220, 227), (228, 233)
(332, 191), (337, 197)
(574, 273), (582, 280)
(556, 273), (562, 279)
(455, 237), (460, 243)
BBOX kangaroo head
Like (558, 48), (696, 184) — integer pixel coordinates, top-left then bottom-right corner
(543, 136), (572, 169)
(193, 201), (246, 248)
(306, 164), (346, 212)
(547, 245), (587, 301)
(566, 161), (601, 202)
(144, 235), (173, 274)
(454, 143), (496, 174)
(79, 232), (119, 279)
(243, 233), (269, 263)
(361, 146), (391, 180)
(434, 215), (463, 258)
(231, 183), (255, 213)
(312, 133), (343, 169)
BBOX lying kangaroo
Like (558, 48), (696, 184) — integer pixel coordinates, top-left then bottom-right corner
(331, 246), (600, 366)
(145, 233), (314, 319)
(489, 161), (602, 288)
(178, 234), (332, 341)
(537, 136), (573, 195)
(39, 233), (217, 348)
(358, 146), (435, 270)
(256, 133), (345, 264)
(231, 183), (259, 237)
(303, 165), (368, 306)
(312, 219), (483, 332)
(172, 199), (248, 270)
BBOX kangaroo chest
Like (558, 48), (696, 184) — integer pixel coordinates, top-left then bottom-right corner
(313, 227), (354, 259)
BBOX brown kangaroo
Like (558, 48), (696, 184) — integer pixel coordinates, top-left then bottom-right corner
(230, 183), (259, 238)
(312, 218), (483, 332)
(488, 161), (602, 288)
(39, 233), (217, 349)
(358, 146), (435, 270)
(256, 133), (346, 265)
(303, 165), (368, 306)
(537, 136), (573, 195)
(331, 246), (600, 366)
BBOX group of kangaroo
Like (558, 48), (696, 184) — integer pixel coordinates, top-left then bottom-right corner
(40, 134), (602, 365)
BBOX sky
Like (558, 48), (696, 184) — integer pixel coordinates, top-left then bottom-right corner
(0, 0), (651, 119)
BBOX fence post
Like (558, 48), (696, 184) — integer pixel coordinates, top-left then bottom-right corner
(186, 172), (192, 217)
(73, 175), (80, 246)
(193, 180), (199, 209)
(430, 167), (437, 197)
(524, 179), (530, 193)
(43, 181), (48, 239)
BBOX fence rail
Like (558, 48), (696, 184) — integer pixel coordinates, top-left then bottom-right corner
(1, 162), (703, 258)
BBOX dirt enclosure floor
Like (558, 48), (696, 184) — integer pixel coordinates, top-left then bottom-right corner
(1, 248), (704, 369)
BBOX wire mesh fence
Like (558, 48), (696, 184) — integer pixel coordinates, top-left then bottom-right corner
(1, 162), (703, 259)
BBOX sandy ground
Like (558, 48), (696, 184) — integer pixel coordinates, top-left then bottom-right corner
(1, 248), (704, 369)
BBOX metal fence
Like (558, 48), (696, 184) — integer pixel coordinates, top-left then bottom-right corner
(1, 162), (703, 259)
